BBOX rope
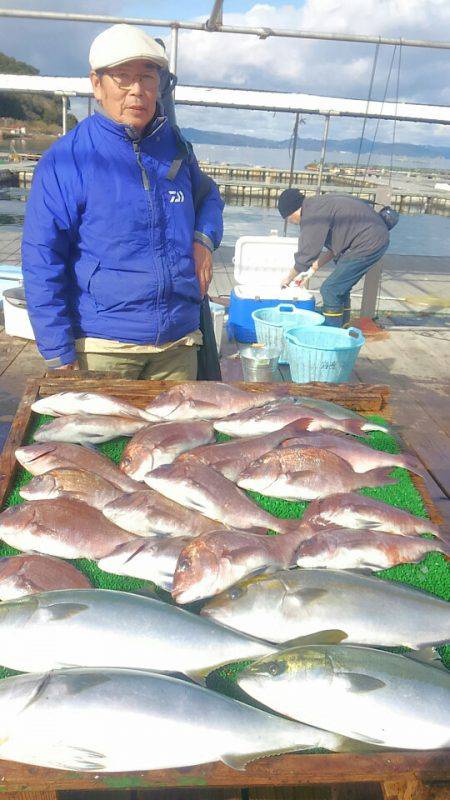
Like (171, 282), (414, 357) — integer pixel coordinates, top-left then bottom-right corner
(389, 41), (402, 186)
(352, 39), (381, 192)
(360, 44), (397, 191)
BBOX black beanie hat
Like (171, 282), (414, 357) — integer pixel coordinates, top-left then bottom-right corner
(277, 188), (305, 219)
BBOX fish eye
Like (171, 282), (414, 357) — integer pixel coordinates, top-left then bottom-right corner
(228, 586), (244, 601)
(121, 457), (131, 467)
(178, 557), (191, 572)
(265, 661), (285, 677)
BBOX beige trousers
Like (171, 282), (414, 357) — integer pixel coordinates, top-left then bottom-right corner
(77, 344), (199, 381)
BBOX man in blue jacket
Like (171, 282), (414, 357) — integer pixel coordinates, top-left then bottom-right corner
(22, 23), (224, 379)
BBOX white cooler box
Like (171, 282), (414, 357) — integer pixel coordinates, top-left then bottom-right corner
(227, 234), (315, 343)
(3, 286), (36, 340)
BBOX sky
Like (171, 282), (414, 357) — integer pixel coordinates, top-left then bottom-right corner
(1, 0), (450, 147)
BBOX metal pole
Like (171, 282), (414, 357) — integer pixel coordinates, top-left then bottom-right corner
(87, 96), (92, 116)
(169, 26), (179, 76)
(283, 111), (300, 236)
(62, 95), (67, 135)
(1, 9), (450, 51)
(316, 113), (330, 194)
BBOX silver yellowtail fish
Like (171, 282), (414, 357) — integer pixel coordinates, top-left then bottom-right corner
(281, 432), (425, 476)
(102, 489), (219, 537)
(144, 381), (279, 421)
(98, 536), (192, 591)
(301, 492), (443, 539)
(178, 422), (310, 482)
(0, 499), (136, 560)
(15, 443), (139, 493)
(0, 554), (91, 600)
(214, 401), (369, 438)
(237, 645), (450, 750)
(237, 447), (396, 501)
(120, 420), (215, 481)
(20, 468), (124, 510)
(0, 588), (277, 679)
(172, 528), (311, 604)
(34, 414), (148, 445)
(201, 568), (450, 649)
(295, 527), (450, 571)
(31, 391), (153, 420)
(145, 461), (297, 534)
(293, 397), (389, 433)
(0, 669), (354, 772)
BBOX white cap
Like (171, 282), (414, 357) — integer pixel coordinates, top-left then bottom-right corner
(89, 24), (169, 71)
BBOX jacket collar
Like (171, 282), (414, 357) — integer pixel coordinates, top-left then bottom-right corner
(93, 102), (167, 141)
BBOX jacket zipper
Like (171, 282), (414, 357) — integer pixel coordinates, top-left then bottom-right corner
(132, 138), (163, 344)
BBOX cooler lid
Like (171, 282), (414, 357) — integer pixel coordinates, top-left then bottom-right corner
(233, 235), (299, 285)
(233, 284), (313, 301)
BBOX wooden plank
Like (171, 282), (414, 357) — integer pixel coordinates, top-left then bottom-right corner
(0, 793), (59, 800)
(136, 791), (242, 800)
(380, 777), (432, 800)
(0, 377), (40, 508)
(330, 785), (383, 800)
(0, 337), (27, 378)
(0, 752), (448, 793)
(36, 375), (390, 414)
(249, 788), (330, 799)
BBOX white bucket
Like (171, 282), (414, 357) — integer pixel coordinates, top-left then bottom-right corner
(209, 301), (226, 354)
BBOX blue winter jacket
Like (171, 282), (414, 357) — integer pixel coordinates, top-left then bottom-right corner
(21, 109), (224, 366)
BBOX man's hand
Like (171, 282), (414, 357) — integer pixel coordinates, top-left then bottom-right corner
(281, 266), (298, 289)
(194, 241), (213, 297)
(54, 361), (80, 371)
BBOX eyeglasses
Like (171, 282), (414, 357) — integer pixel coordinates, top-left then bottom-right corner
(100, 69), (160, 91)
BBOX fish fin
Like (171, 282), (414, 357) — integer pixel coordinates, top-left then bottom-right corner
(289, 587), (329, 604)
(342, 419), (369, 436)
(221, 744), (312, 772)
(405, 647), (447, 671)
(280, 629), (348, 648)
(333, 736), (387, 753)
(346, 732), (386, 746)
(338, 672), (386, 693)
(38, 602), (89, 622)
(22, 672), (53, 710)
(49, 744), (107, 772)
(220, 753), (248, 771)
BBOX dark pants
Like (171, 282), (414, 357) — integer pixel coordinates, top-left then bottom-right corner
(320, 243), (389, 327)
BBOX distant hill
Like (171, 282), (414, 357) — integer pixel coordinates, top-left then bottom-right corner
(181, 127), (450, 160)
(0, 52), (77, 131)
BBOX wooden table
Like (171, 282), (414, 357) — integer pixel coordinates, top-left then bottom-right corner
(0, 376), (448, 800)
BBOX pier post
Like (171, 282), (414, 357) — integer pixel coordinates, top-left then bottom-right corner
(283, 111), (301, 236)
(317, 113), (331, 194)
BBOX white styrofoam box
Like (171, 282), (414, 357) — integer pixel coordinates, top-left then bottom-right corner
(233, 235), (299, 286)
(234, 284), (314, 302)
(209, 301), (226, 354)
(3, 289), (36, 340)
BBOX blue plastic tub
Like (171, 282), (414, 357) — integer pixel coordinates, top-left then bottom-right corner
(284, 326), (365, 384)
(228, 290), (315, 343)
(252, 304), (325, 364)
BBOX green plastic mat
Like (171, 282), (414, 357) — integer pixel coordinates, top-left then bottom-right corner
(0, 412), (448, 688)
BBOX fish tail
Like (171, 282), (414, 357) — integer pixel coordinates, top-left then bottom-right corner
(397, 454), (427, 478)
(341, 419), (369, 437)
(283, 419), (315, 437)
(364, 467), (398, 487)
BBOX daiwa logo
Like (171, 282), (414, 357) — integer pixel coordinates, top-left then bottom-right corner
(168, 190), (185, 203)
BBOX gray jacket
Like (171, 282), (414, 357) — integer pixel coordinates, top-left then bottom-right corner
(294, 194), (389, 272)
